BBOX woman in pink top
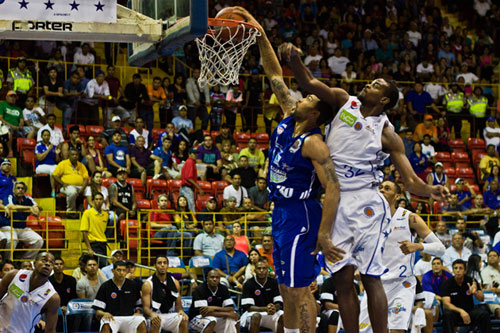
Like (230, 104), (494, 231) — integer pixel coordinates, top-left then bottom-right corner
(232, 221), (250, 255)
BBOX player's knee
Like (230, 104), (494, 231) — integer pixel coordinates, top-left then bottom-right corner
(137, 321), (147, 333)
(101, 324), (111, 333)
(251, 313), (262, 326)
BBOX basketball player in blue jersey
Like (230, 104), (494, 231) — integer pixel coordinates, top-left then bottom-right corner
(279, 43), (450, 333)
(231, 7), (343, 333)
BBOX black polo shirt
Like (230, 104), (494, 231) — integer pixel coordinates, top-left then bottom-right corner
(92, 278), (142, 316)
(320, 277), (338, 311)
(441, 275), (480, 312)
(49, 274), (77, 307)
(189, 282), (233, 320)
(241, 276), (282, 313)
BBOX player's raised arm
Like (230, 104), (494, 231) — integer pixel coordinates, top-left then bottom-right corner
(231, 7), (296, 117)
(303, 134), (344, 263)
(279, 43), (349, 112)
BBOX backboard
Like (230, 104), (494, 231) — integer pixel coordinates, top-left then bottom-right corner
(127, 0), (208, 66)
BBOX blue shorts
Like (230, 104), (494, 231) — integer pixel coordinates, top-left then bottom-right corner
(272, 199), (321, 288)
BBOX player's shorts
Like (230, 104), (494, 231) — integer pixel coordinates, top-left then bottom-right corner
(321, 309), (340, 325)
(325, 187), (391, 276)
(100, 315), (146, 333)
(241, 310), (283, 331)
(146, 312), (184, 332)
(272, 199), (321, 287)
(358, 277), (416, 332)
(189, 315), (237, 333)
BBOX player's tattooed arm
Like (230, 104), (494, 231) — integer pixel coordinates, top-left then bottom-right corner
(270, 78), (297, 117)
(319, 155), (339, 184)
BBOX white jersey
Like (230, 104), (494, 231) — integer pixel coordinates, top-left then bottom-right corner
(326, 96), (392, 191)
(0, 270), (57, 333)
(382, 207), (415, 282)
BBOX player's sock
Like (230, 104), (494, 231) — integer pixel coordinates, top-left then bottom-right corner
(284, 328), (299, 333)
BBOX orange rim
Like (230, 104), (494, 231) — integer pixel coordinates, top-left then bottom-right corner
(207, 17), (259, 31)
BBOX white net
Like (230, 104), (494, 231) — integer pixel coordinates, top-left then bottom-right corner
(195, 21), (261, 87)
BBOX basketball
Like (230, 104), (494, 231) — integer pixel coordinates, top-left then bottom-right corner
(215, 8), (246, 41)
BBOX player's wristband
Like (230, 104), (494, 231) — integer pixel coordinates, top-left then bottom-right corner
(422, 232), (445, 256)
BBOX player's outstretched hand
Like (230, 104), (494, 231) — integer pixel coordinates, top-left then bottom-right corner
(312, 235), (345, 263)
(430, 185), (450, 204)
(278, 43), (303, 63)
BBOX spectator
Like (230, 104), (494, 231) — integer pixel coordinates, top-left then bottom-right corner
(122, 74), (151, 128)
(436, 221), (452, 248)
(480, 249), (500, 318)
(210, 85), (226, 131)
(361, 29), (378, 53)
(22, 96), (45, 139)
(73, 43), (95, 69)
(239, 138), (265, 171)
(455, 218), (484, 253)
(168, 74), (187, 118)
(186, 68), (210, 130)
(61, 71), (85, 131)
(484, 116), (500, 149)
(289, 80), (303, 100)
(62, 125), (94, 170)
(173, 195), (198, 248)
(223, 172), (248, 208)
(76, 256), (107, 299)
(152, 136), (179, 180)
(414, 252), (433, 281)
(129, 135), (152, 189)
(101, 249), (123, 280)
(197, 135), (222, 181)
(84, 170), (114, 222)
(441, 259), (490, 333)
(37, 114), (64, 148)
(0, 260), (14, 279)
(442, 234), (472, 271)
(179, 147), (204, 213)
(424, 75), (446, 103)
(421, 134), (437, 163)
(444, 83), (466, 138)
(109, 167), (137, 225)
(6, 57), (34, 108)
(92, 261), (147, 333)
(104, 65), (130, 127)
(240, 258), (284, 333)
(100, 116), (128, 147)
(456, 63), (479, 84)
(407, 21), (422, 47)
(35, 129), (61, 196)
(416, 58), (435, 79)
(215, 123), (236, 152)
(220, 197), (243, 224)
(409, 142), (428, 181)
(421, 257), (453, 302)
(173, 139), (189, 165)
(42, 67), (65, 115)
(442, 193), (466, 221)
(197, 196), (223, 233)
(49, 257), (78, 316)
(52, 148), (89, 215)
(427, 162), (449, 188)
(0, 181), (43, 260)
(327, 48), (350, 75)
(188, 270), (239, 333)
(86, 136), (110, 177)
(129, 117), (152, 149)
(80, 192), (109, 267)
(319, 276), (341, 333)
(484, 180), (500, 211)
(414, 115), (438, 143)
(401, 129), (415, 159)
(105, 130), (131, 177)
(454, 179), (476, 209)
(172, 105), (195, 143)
(81, 70), (110, 125)
(232, 221), (250, 255)
(225, 83), (243, 130)
(220, 141), (239, 179)
(480, 144), (500, 180)
(0, 90), (24, 156)
(248, 177), (269, 210)
(156, 122), (181, 149)
(147, 76), (169, 128)
(436, 116), (451, 152)
(407, 82), (440, 116)
(193, 220), (224, 258)
(467, 86), (488, 137)
(141, 256), (189, 333)
(437, 42), (456, 66)
(0, 160), (16, 201)
(212, 235), (247, 289)
(258, 235), (274, 271)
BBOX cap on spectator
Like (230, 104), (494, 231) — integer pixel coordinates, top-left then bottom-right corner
(189, 147), (198, 154)
(117, 167), (128, 174)
(17, 56), (26, 62)
(178, 105), (188, 111)
(461, 62), (468, 67)
(207, 196), (217, 203)
(96, 70), (105, 76)
(488, 116), (496, 122)
(455, 178), (464, 184)
(112, 116), (121, 122)
(424, 114), (433, 121)
(111, 249), (123, 256)
(1, 160), (11, 166)
(6, 90), (17, 97)
(227, 196), (237, 202)
(435, 162), (443, 167)
(364, 28), (372, 34)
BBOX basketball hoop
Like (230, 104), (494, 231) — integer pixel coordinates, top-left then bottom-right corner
(195, 18), (261, 87)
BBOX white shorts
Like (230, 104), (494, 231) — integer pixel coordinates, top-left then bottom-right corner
(159, 313), (184, 332)
(100, 315), (146, 333)
(35, 164), (57, 175)
(326, 188), (391, 276)
(189, 315), (237, 333)
(241, 310), (283, 332)
(358, 277), (416, 332)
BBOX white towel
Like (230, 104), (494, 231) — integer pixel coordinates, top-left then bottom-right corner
(411, 307), (426, 333)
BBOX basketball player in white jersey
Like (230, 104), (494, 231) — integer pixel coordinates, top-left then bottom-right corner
(279, 44), (449, 333)
(0, 251), (60, 333)
(355, 180), (445, 332)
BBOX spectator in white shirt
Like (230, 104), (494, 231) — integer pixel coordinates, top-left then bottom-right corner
(421, 134), (436, 163)
(414, 252), (433, 281)
(442, 233), (472, 271)
(327, 48), (350, 75)
(341, 63), (357, 83)
(22, 96), (45, 140)
(416, 58), (434, 79)
(424, 75), (447, 103)
(37, 114), (64, 147)
(484, 116), (500, 149)
(304, 47), (323, 66)
(456, 63), (479, 84)
(474, 0), (491, 17)
(73, 43), (95, 65)
(223, 172), (248, 208)
(289, 80), (303, 100)
(81, 71), (110, 125)
(407, 21), (422, 47)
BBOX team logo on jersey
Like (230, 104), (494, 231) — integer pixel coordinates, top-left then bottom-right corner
(255, 289), (261, 296)
(402, 281), (411, 288)
(393, 226), (406, 231)
(277, 126), (285, 135)
(208, 296), (213, 303)
(339, 109), (357, 126)
(390, 304), (407, 314)
(44, 289), (51, 296)
(20, 295), (28, 303)
(401, 210), (407, 217)
(354, 122), (363, 131)
(289, 139), (302, 154)
(363, 207), (374, 217)
(110, 292), (117, 299)
(350, 100), (358, 109)
(19, 274), (27, 282)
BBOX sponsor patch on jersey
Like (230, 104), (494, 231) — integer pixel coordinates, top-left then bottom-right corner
(110, 292), (117, 299)
(390, 304), (407, 314)
(44, 289), (51, 296)
(393, 226), (406, 231)
(19, 274), (27, 282)
(9, 283), (24, 299)
(277, 126), (285, 135)
(350, 100), (358, 109)
(208, 296), (213, 303)
(402, 281), (411, 288)
(401, 210), (407, 216)
(354, 122), (363, 131)
(20, 295), (29, 303)
(289, 139), (302, 154)
(363, 207), (374, 217)
(339, 109), (357, 127)
(269, 165), (287, 184)
(255, 289), (261, 296)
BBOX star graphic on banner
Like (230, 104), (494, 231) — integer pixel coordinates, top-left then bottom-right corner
(94, 1), (104, 11)
(18, 0), (29, 9)
(44, 0), (54, 9)
(69, 0), (79, 10)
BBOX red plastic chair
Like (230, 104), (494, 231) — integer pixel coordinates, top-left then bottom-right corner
(251, 132), (270, 144)
(196, 180), (212, 197)
(121, 219), (139, 248)
(451, 151), (470, 163)
(147, 178), (168, 195)
(455, 162), (471, 169)
(136, 199), (151, 210)
(102, 177), (118, 188)
(449, 138), (466, 151)
(435, 152), (451, 163)
(433, 201), (443, 214)
(456, 167), (474, 178)
(443, 167), (456, 176)
(234, 132), (250, 144)
(127, 178), (145, 195)
(467, 138), (486, 151)
(152, 128), (164, 143)
(85, 125), (105, 137)
(17, 138), (36, 153)
(211, 181), (229, 196)
(167, 179), (182, 194)
(39, 216), (65, 248)
(211, 131), (221, 141)
(66, 124), (86, 138)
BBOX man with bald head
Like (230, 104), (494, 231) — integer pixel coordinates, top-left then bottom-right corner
(442, 234), (472, 271)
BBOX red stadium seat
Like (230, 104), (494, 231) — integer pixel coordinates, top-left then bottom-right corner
(449, 138), (466, 151)
(120, 219), (139, 248)
(456, 167), (474, 178)
(211, 181), (229, 196)
(433, 201), (443, 214)
(85, 125), (104, 137)
(102, 177), (117, 188)
(39, 216), (65, 248)
(257, 143), (269, 151)
(443, 167), (456, 176)
(467, 138), (486, 151)
(472, 151), (487, 166)
(237, 143), (248, 150)
(151, 128), (164, 143)
(121, 127), (130, 136)
(251, 132), (270, 144)
(234, 132), (250, 144)
(66, 124), (86, 138)
(196, 180), (212, 197)
(17, 138), (36, 153)
(136, 199), (151, 210)
(127, 178), (145, 195)
(203, 130), (210, 137)
(451, 151), (469, 163)
(211, 131), (221, 141)
(441, 162), (453, 169)
(196, 196), (212, 211)
(455, 162), (471, 169)
(171, 192), (180, 206)
(435, 152), (451, 163)
(147, 178), (168, 195)
(167, 179), (182, 194)
(26, 215), (42, 233)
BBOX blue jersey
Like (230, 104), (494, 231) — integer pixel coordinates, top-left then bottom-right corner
(268, 116), (321, 202)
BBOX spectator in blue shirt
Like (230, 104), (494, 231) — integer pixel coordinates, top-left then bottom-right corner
(421, 257), (453, 297)
(0, 160), (16, 201)
(454, 178), (476, 209)
(409, 142), (428, 180)
(151, 136), (178, 180)
(172, 105), (194, 135)
(442, 194), (465, 222)
(212, 235), (248, 290)
(104, 130), (131, 177)
(406, 82), (440, 115)
(401, 129), (416, 159)
(35, 129), (61, 196)
(437, 42), (456, 66)
(483, 179), (500, 210)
